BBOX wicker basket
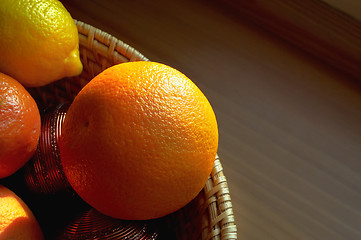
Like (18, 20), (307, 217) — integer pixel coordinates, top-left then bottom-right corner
(28, 20), (237, 240)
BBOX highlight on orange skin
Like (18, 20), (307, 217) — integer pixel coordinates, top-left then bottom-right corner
(0, 185), (44, 240)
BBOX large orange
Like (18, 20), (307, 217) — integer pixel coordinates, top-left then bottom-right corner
(0, 73), (41, 178)
(0, 185), (44, 240)
(59, 61), (218, 220)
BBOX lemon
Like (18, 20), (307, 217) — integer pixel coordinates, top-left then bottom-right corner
(0, 0), (83, 87)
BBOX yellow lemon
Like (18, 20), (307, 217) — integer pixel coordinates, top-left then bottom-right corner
(0, 0), (82, 87)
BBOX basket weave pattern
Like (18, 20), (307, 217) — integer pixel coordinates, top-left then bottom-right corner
(29, 20), (237, 240)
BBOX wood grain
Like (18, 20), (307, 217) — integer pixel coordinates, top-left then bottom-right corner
(60, 0), (361, 239)
(219, 0), (361, 81)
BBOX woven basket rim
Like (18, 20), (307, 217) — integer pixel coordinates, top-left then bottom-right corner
(29, 19), (237, 240)
(75, 19), (237, 240)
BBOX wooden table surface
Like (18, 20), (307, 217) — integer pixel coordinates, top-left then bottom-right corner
(61, 0), (361, 239)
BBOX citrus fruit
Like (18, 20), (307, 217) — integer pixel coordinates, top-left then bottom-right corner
(59, 61), (218, 220)
(0, 72), (41, 179)
(0, 185), (44, 240)
(0, 0), (82, 87)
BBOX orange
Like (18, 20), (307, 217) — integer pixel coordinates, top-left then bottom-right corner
(0, 73), (41, 178)
(59, 61), (218, 220)
(0, 185), (44, 240)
